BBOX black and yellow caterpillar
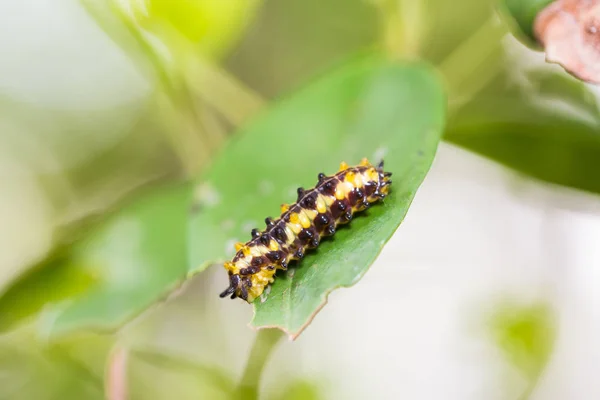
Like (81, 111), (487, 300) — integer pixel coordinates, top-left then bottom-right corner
(219, 158), (392, 302)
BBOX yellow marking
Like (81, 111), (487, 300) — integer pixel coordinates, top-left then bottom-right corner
(289, 213), (299, 224)
(288, 221), (302, 235)
(346, 180), (358, 192)
(348, 170), (363, 188)
(323, 194), (335, 206)
(247, 288), (260, 302)
(232, 261), (244, 274)
(303, 208), (317, 221)
(224, 262), (235, 272)
(284, 226), (295, 245)
(248, 267), (278, 302)
(234, 243), (251, 257)
(358, 170), (371, 186)
(269, 240), (279, 251)
(357, 178), (365, 188)
(367, 167), (378, 181)
(335, 183), (347, 200)
(360, 158), (370, 166)
(298, 210), (311, 228)
(339, 161), (349, 171)
(345, 171), (355, 183)
(280, 203), (289, 213)
(316, 195), (327, 213)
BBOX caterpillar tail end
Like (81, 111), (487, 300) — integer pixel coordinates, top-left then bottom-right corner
(371, 158), (391, 198)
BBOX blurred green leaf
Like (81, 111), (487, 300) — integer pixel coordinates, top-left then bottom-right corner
(0, 182), (192, 337)
(0, 330), (108, 400)
(140, 0), (262, 59)
(127, 348), (234, 400)
(0, 91), (181, 233)
(226, 0), (379, 97)
(84, 0), (262, 62)
(45, 182), (192, 337)
(370, 0), (498, 64)
(189, 56), (445, 338)
(0, 106), (187, 334)
(418, 0), (494, 63)
(0, 252), (97, 332)
(446, 57), (600, 195)
(499, 0), (553, 44)
(489, 301), (556, 379)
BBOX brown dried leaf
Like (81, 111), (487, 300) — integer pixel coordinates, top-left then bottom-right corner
(535, 0), (600, 83)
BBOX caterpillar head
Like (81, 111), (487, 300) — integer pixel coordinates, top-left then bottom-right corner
(219, 273), (248, 301)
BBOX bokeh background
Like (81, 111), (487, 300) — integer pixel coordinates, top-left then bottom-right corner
(0, 0), (599, 399)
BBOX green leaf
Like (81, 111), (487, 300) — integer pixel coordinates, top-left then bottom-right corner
(0, 182), (192, 337)
(446, 60), (600, 195)
(499, 0), (553, 45)
(44, 182), (191, 337)
(188, 56), (445, 338)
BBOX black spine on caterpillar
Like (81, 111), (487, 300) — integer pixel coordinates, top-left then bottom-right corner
(219, 158), (392, 302)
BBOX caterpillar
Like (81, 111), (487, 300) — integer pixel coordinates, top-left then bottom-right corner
(219, 158), (392, 303)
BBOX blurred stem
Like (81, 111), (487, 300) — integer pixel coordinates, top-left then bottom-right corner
(185, 56), (265, 128)
(150, 20), (266, 128)
(47, 345), (105, 393)
(106, 346), (129, 400)
(80, 0), (203, 175)
(81, 0), (266, 176)
(376, 0), (424, 59)
(112, 6), (213, 176)
(438, 17), (507, 113)
(517, 367), (544, 400)
(235, 329), (284, 400)
(518, 368), (545, 400)
(519, 385), (535, 400)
